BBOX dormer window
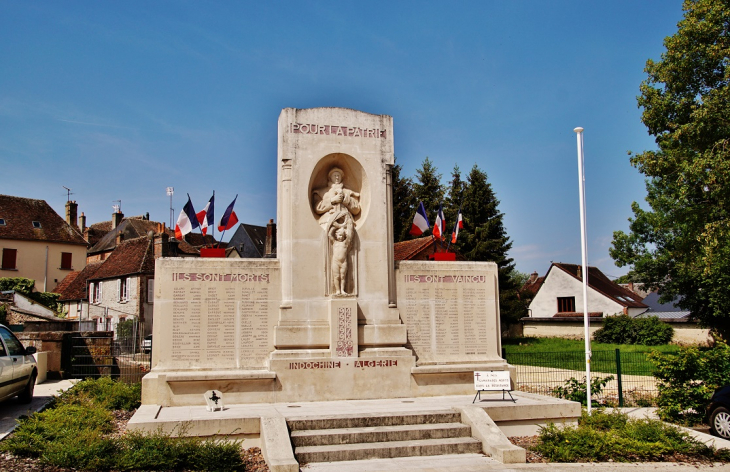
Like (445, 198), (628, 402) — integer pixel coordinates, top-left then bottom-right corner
(32, 221), (42, 229)
(0, 218), (5, 226)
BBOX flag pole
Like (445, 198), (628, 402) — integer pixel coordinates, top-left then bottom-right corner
(446, 202), (462, 252)
(210, 190), (215, 248)
(575, 126), (592, 414)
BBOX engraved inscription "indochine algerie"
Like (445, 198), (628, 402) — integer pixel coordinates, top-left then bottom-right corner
(289, 123), (386, 138)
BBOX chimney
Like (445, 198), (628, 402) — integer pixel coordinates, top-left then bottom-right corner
(65, 200), (78, 229)
(116, 232), (124, 246)
(112, 210), (124, 229)
(576, 266), (582, 280)
(529, 271), (538, 284)
(265, 219), (277, 256)
(79, 212), (86, 233)
(154, 232), (170, 258)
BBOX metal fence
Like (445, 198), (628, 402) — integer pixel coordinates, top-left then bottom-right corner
(503, 349), (658, 407)
(69, 334), (150, 384)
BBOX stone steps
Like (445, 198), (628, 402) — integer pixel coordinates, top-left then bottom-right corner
(288, 411), (482, 464)
(291, 422), (472, 447)
(294, 436), (482, 463)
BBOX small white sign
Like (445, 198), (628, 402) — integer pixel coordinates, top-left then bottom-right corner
(474, 371), (511, 391)
(204, 389), (224, 412)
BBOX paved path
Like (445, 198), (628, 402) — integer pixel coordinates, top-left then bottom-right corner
(0, 379), (75, 440)
(301, 455), (730, 471)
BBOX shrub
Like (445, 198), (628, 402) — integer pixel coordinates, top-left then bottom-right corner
(60, 377), (141, 411)
(534, 409), (725, 462)
(1, 377), (245, 471)
(594, 315), (673, 346)
(552, 375), (614, 406)
(650, 342), (730, 425)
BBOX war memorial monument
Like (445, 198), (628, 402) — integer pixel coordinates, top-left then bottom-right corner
(134, 108), (578, 468)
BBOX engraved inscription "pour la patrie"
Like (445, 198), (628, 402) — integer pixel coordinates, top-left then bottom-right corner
(289, 123), (386, 138)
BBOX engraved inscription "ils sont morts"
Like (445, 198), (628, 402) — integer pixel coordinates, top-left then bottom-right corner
(289, 123), (386, 138)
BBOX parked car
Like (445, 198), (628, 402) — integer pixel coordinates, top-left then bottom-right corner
(0, 324), (37, 404)
(708, 385), (730, 440)
(142, 335), (152, 354)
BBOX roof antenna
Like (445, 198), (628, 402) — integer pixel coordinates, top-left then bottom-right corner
(62, 186), (73, 202)
(112, 200), (122, 213)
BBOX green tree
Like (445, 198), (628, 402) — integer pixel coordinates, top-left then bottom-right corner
(458, 165), (520, 326)
(412, 157), (445, 230)
(445, 164), (466, 235)
(610, 0), (730, 339)
(392, 158), (416, 243)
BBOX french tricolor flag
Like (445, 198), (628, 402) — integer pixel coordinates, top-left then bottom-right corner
(218, 195), (239, 232)
(451, 209), (463, 244)
(196, 193), (214, 236)
(175, 194), (199, 239)
(409, 202), (430, 236)
(432, 204), (446, 240)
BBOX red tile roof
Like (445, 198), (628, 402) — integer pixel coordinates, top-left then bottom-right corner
(51, 270), (80, 294)
(56, 261), (104, 301)
(393, 237), (458, 261)
(0, 195), (88, 245)
(394, 238), (433, 260)
(552, 263), (647, 309)
(521, 276), (545, 295)
(90, 236), (155, 281)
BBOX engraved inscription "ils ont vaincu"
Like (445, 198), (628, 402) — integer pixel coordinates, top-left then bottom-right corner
(336, 306), (354, 357)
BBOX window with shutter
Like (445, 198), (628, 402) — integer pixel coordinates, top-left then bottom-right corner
(61, 252), (73, 270)
(1, 248), (17, 270)
(147, 279), (154, 303)
(89, 282), (95, 303)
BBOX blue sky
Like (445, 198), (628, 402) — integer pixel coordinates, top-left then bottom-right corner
(1, 1), (684, 278)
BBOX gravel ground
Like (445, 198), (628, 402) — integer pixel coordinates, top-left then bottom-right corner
(0, 408), (270, 472)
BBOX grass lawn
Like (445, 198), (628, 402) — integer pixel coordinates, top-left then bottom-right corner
(502, 337), (680, 376)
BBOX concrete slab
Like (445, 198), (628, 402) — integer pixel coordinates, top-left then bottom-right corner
(300, 456), (730, 471)
(129, 392), (578, 437)
(0, 379), (76, 440)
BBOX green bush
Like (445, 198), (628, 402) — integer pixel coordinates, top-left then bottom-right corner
(650, 342), (730, 425)
(0, 377), (245, 470)
(534, 409), (725, 462)
(552, 375), (614, 406)
(594, 315), (673, 346)
(61, 377), (142, 411)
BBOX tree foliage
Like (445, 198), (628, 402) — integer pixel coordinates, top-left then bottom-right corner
(0, 277), (61, 313)
(411, 157), (445, 227)
(610, 0), (730, 339)
(394, 160), (524, 326)
(392, 158), (416, 243)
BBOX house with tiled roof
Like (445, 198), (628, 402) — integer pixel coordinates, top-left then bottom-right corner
(527, 263), (648, 319)
(86, 210), (217, 263)
(56, 235), (158, 337)
(226, 220), (276, 258)
(0, 195), (88, 292)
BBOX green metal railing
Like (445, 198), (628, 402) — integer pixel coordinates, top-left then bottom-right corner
(503, 349), (658, 407)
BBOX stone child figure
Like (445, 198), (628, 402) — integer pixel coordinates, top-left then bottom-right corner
(328, 215), (354, 296)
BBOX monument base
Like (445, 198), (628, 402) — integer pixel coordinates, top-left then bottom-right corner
(141, 353), (514, 406)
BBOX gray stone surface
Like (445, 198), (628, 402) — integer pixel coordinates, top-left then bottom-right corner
(0, 379), (75, 440)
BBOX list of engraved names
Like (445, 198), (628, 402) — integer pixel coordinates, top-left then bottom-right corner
(401, 274), (490, 362)
(169, 272), (273, 367)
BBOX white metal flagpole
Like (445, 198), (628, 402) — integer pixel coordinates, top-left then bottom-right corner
(574, 126), (592, 414)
